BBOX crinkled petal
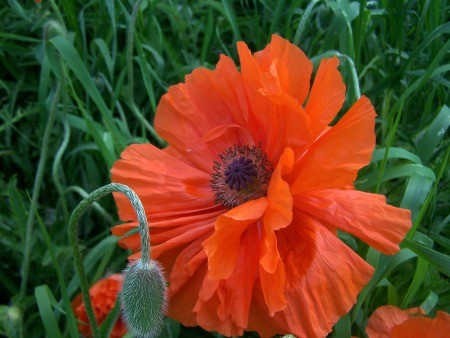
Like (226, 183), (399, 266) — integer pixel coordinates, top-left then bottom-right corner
(305, 57), (346, 137)
(272, 213), (373, 337)
(236, 41), (313, 162)
(112, 144), (222, 262)
(366, 305), (414, 338)
(195, 224), (261, 336)
(155, 54), (247, 154)
(392, 311), (450, 338)
(290, 96), (376, 194)
(203, 198), (267, 279)
(259, 261), (286, 318)
(168, 262), (208, 327)
(366, 306), (450, 338)
(259, 148), (294, 315)
(254, 34), (313, 105)
(112, 143), (214, 217)
(296, 189), (411, 254)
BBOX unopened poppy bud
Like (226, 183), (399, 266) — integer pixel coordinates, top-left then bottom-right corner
(122, 259), (168, 338)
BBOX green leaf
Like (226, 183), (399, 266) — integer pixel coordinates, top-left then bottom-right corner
(35, 208), (79, 337)
(414, 105), (450, 164)
(99, 296), (121, 338)
(35, 285), (64, 338)
(7, 177), (27, 245)
(332, 313), (351, 338)
(49, 35), (125, 151)
(400, 173), (433, 222)
(420, 292), (439, 314)
(371, 147), (422, 164)
(357, 164), (435, 190)
(403, 238), (450, 277)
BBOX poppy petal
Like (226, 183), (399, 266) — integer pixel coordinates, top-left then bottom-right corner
(237, 41), (313, 161)
(305, 57), (346, 137)
(258, 148), (294, 315)
(155, 54), (248, 158)
(112, 144), (222, 260)
(168, 262), (209, 328)
(259, 261), (287, 317)
(296, 189), (412, 254)
(290, 95), (376, 194)
(203, 198), (268, 280)
(273, 214), (374, 337)
(112, 143), (213, 219)
(366, 305), (413, 338)
(366, 306), (449, 338)
(254, 34), (313, 105)
(392, 311), (450, 338)
(169, 236), (208, 295)
(195, 224), (261, 336)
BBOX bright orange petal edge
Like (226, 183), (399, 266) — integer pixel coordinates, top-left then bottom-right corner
(367, 305), (450, 338)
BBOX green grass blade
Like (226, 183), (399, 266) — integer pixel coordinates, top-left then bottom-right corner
(66, 236), (118, 297)
(357, 164), (435, 190)
(400, 173), (434, 222)
(99, 297), (121, 338)
(220, 0), (242, 41)
(371, 147), (422, 164)
(34, 208), (79, 337)
(420, 292), (438, 314)
(403, 238), (450, 277)
(35, 285), (64, 338)
(50, 35), (126, 151)
(414, 105), (450, 164)
(400, 257), (428, 308)
(332, 313), (351, 338)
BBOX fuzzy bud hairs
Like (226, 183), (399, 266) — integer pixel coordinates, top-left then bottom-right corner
(122, 259), (168, 337)
(114, 182), (168, 337)
(68, 183), (168, 338)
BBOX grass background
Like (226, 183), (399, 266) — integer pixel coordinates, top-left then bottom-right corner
(0, 0), (449, 337)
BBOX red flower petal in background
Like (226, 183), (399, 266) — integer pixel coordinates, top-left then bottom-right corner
(72, 274), (126, 338)
(112, 35), (412, 337)
(366, 305), (450, 338)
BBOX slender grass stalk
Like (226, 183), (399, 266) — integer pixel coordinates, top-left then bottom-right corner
(126, 0), (143, 101)
(52, 115), (71, 222)
(20, 83), (61, 295)
(125, 0), (165, 147)
(374, 97), (405, 194)
(68, 183), (151, 337)
(407, 145), (450, 240)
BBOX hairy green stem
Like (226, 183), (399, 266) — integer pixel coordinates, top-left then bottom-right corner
(68, 183), (150, 337)
(21, 84), (61, 295)
(65, 185), (115, 225)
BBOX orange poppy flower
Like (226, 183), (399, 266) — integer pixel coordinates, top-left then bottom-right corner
(72, 274), (126, 338)
(111, 35), (412, 337)
(366, 305), (450, 338)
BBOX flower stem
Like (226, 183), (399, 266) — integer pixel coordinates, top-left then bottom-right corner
(68, 183), (150, 337)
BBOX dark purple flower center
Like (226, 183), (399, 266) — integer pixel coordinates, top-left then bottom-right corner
(224, 157), (257, 191)
(211, 144), (273, 209)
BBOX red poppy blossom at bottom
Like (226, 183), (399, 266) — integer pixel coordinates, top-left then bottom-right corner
(366, 305), (450, 338)
(72, 274), (126, 338)
(111, 35), (412, 337)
